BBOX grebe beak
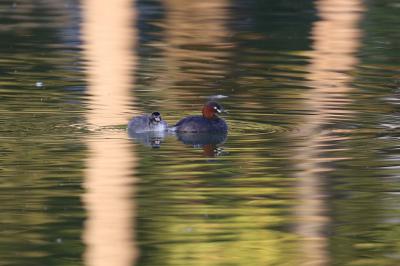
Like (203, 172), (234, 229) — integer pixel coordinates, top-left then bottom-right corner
(217, 107), (227, 114)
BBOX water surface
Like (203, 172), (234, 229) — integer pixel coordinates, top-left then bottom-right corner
(0, 0), (400, 266)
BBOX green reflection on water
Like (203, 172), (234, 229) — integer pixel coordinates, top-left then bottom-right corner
(0, 1), (86, 265)
(0, 0), (400, 265)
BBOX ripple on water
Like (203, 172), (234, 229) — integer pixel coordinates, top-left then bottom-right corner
(228, 119), (296, 136)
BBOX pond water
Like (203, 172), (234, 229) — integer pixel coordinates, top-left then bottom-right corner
(1, 0), (399, 265)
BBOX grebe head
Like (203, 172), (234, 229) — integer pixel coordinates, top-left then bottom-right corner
(202, 101), (225, 119)
(150, 112), (162, 124)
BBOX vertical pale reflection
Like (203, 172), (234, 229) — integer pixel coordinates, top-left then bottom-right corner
(82, 0), (137, 127)
(149, 0), (231, 105)
(81, 0), (138, 266)
(294, 0), (364, 265)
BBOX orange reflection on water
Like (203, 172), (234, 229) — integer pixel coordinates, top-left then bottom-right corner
(81, 0), (138, 266)
(294, 0), (365, 265)
(83, 136), (137, 266)
(145, 0), (232, 107)
(82, 0), (137, 127)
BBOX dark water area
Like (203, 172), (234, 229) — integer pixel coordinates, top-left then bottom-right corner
(0, 0), (400, 265)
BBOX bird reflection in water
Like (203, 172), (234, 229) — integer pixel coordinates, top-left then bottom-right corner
(128, 129), (228, 157)
(176, 131), (228, 157)
(128, 130), (168, 148)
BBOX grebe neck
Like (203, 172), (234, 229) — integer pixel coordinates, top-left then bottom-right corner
(202, 106), (216, 119)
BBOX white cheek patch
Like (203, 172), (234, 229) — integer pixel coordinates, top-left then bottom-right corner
(213, 106), (221, 113)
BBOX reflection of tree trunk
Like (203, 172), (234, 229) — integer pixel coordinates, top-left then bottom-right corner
(81, 1), (138, 266)
(81, 0), (137, 128)
(83, 137), (137, 266)
(294, 0), (364, 265)
(150, 0), (231, 107)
